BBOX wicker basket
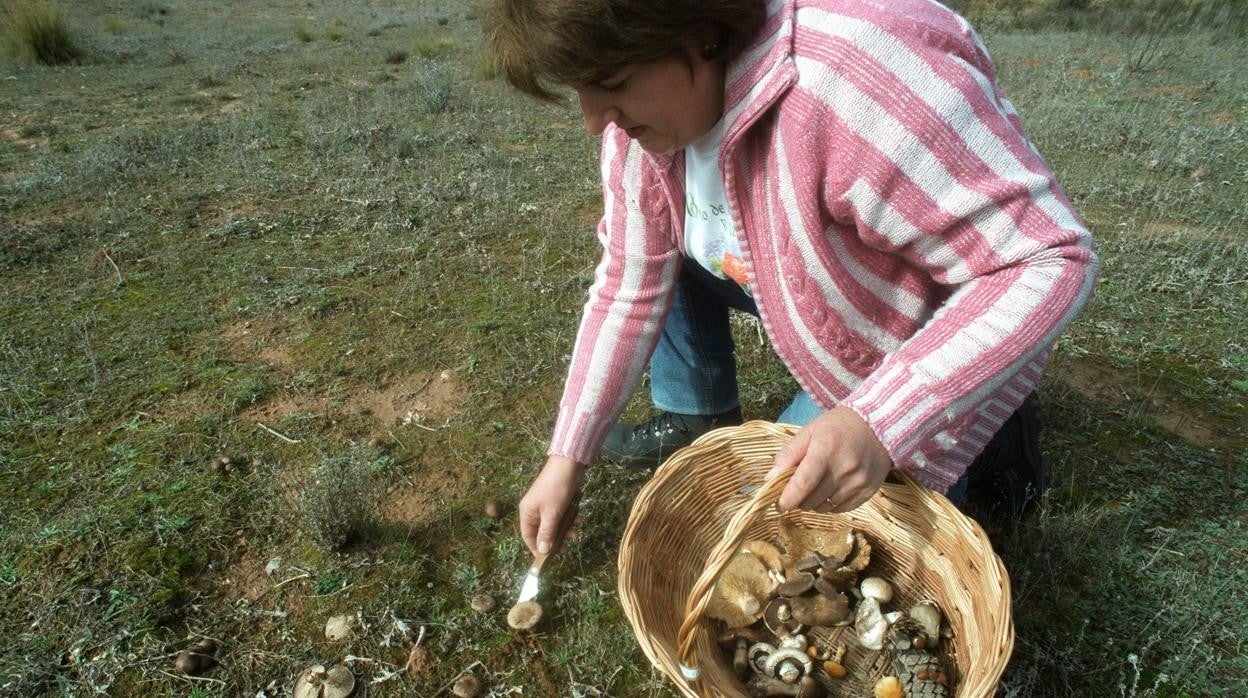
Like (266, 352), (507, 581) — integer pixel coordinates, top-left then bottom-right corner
(618, 421), (1012, 697)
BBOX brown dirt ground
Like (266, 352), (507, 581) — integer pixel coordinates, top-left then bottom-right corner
(1061, 358), (1221, 446)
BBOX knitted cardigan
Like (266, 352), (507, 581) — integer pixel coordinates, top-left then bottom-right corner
(548, 0), (1098, 492)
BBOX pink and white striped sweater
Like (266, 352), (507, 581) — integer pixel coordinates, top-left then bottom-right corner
(548, 0), (1098, 493)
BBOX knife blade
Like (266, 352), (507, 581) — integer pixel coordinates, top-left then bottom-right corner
(517, 500), (579, 603)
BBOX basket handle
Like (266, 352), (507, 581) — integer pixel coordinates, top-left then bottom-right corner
(674, 465), (796, 677)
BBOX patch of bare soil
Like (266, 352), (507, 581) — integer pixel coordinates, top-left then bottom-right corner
(380, 465), (471, 526)
(238, 371), (464, 431)
(355, 373), (462, 428)
(1, 125), (43, 147)
(218, 547), (276, 603)
(1209, 111), (1240, 128)
(223, 317), (295, 370)
(1060, 359), (1220, 446)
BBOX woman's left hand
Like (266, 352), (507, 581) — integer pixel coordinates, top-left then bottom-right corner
(766, 406), (893, 513)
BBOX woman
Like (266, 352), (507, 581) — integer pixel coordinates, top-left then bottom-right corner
(487, 0), (1098, 558)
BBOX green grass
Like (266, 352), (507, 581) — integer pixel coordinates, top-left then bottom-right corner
(1, 0), (1245, 696)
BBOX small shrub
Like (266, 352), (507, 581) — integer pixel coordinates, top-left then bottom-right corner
(325, 28), (345, 42)
(385, 49), (408, 64)
(104, 18), (123, 34)
(294, 26), (313, 42)
(2, 0), (84, 65)
(416, 64), (453, 113)
(413, 37), (453, 59)
(300, 453), (380, 549)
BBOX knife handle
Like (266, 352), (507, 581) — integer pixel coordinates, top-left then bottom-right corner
(531, 497), (580, 573)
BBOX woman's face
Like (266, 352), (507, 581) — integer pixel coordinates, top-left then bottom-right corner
(574, 41), (725, 154)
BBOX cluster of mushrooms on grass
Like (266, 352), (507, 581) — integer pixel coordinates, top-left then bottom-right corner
(707, 521), (951, 697)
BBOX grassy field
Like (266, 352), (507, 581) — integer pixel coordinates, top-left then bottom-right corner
(1, 0), (1245, 695)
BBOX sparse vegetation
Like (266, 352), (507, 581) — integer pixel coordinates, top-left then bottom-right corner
(2, 0), (83, 65)
(413, 36), (453, 59)
(300, 453), (381, 549)
(0, 0), (1244, 696)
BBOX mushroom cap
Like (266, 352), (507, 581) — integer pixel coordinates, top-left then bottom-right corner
(873, 675), (904, 698)
(322, 665), (355, 698)
(706, 550), (778, 628)
(740, 539), (787, 578)
(909, 600), (943, 644)
(843, 532), (873, 572)
(763, 597), (805, 637)
(295, 664), (356, 698)
(748, 642), (777, 673)
(859, 576), (894, 603)
(789, 592), (851, 627)
(452, 674), (482, 698)
(775, 571), (816, 597)
(173, 649), (216, 676)
(763, 647), (813, 683)
(778, 521), (855, 564)
(506, 600), (543, 630)
(324, 614), (356, 642)
(854, 596), (889, 651)
(816, 566), (858, 593)
(469, 594), (496, 614)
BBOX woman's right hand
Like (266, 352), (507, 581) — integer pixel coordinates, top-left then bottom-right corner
(518, 455), (587, 556)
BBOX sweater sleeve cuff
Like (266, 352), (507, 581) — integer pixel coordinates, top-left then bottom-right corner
(547, 410), (616, 466)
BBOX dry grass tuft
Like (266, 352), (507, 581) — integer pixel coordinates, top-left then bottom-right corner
(2, 0), (83, 65)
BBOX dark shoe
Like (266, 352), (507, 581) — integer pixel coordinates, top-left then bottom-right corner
(601, 408), (744, 468)
(963, 393), (1049, 522)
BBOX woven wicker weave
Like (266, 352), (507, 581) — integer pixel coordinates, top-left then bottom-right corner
(618, 421), (1012, 697)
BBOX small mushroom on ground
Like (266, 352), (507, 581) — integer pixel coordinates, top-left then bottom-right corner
(294, 664), (355, 698)
(173, 642), (217, 676)
(469, 594), (496, 614)
(324, 614), (356, 642)
(706, 549), (779, 628)
(452, 673), (482, 697)
(483, 500), (504, 519)
(211, 456), (233, 473)
(506, 600), (543, 630)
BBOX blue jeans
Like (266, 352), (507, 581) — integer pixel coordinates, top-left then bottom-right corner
(650, 259), (979, 501)
(651, 261), (820, 422)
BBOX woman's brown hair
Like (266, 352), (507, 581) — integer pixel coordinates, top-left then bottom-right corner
(486, 0), (767, 101)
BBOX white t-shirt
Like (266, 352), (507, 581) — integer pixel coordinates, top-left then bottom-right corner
(684, 118), (751, 295)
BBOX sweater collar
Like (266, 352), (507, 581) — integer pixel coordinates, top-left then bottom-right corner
(646, 0), (797, 171)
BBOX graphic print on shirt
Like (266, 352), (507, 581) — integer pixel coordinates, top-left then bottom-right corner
(686, 193), (751, 295)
